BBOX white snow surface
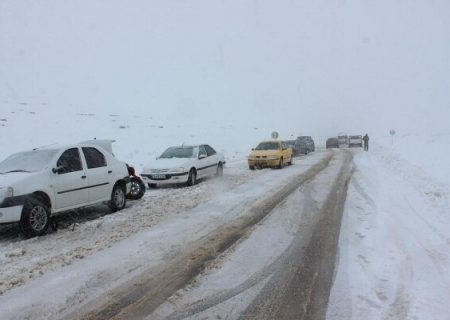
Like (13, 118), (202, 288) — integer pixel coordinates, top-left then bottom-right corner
(0, 108), (449, 319)
(327, 144), (450, 320)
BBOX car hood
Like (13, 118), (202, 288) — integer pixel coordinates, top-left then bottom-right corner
(0, 172), (33, 188)
(143, 158), (191, 171)
(249, 150), (281, 157)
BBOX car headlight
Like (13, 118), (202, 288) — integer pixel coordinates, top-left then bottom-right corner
(0, 187), (13, 199)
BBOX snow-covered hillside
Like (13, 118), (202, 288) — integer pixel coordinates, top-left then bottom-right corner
(0, 104), (280, 173)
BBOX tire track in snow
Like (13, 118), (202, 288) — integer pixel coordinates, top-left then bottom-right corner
(74, 153), (334, 320)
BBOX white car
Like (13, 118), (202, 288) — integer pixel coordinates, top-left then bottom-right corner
(141, 144), (225, 187)
(348, 135), (363, 147)
(0, 140), (131, 237)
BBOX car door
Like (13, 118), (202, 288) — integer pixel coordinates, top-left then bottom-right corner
(204, 145), (219, 176)
(197, 145), (210, 179)
(82, 147), (112, 203)
(281, 142), (291, 163)
(52, 148), (89, 210)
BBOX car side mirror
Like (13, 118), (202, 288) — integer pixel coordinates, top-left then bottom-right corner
(52, 166), (65, 174)
(199, 154), (207, 159)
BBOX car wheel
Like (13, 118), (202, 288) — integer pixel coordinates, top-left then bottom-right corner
(108, 183), (126, 212)
(278, 158), (284, 169)
(216, 163), (224, 177)
(127, 177), (146, 200)
(187, 169), (197, 186)
(288, 157), (293, 165)
(20, 197), (50, 238)
(249, 166), (255, 170)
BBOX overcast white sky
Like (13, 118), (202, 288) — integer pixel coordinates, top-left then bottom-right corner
(1, 0), (449, 138)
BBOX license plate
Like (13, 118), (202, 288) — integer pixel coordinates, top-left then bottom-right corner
(151, 174), (166, 180)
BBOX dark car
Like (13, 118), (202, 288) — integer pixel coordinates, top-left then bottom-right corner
(326, 137), (339, 149)
(284, 140), (300, 156)
(294, 136), (315, 155)
(337, 135), (348, 147)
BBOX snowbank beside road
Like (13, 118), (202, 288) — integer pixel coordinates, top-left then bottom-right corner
(327, 146), (450, 320)
(374, 132), (450, 186)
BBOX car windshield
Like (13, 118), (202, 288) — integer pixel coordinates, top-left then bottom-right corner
(255, 142), (280, 150)
(159, 147), (196, 159)
(297, 136), (310, 142)
(0, 149), (57, 174)
(284, 140), (295, 147)
(350, 135), (361, 139)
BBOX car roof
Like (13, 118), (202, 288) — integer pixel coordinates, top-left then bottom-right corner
(167, 145), (201, 148)
(30, 140), (115, 154)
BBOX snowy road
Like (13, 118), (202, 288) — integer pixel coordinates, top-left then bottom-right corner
(1, 150), (354, 320)
(2, 145), (448, 320)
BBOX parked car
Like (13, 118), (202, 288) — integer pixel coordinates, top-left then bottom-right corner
(283, 140), (298, 156)
(338, 135), (348, 147)
(0, 140), (131, 238)
(326, 137), (339, 148)
(141, 144), (225, 187)
(248, 140), (293, 170)
(349, 135), (363, 147)
(294, 136), (315, 155)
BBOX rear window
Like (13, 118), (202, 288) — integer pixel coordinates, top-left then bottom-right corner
(82, 147), (107, 169)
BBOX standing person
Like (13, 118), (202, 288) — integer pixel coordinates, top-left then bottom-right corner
(363, 134), (369, 151)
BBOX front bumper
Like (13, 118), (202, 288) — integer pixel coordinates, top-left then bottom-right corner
(0, 205), (23, 224)
(248, 159), (280, 168)
(141, 172), (189, 185)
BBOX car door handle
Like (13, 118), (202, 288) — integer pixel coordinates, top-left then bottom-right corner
(108, 170), (112, 174)
(81, 175), (86, 179)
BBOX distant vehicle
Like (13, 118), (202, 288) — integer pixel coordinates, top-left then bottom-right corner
(326, 137), (339, 149)
(141, 144), (225, 188)
(349, 135), (363, 148)
(338, 135), (348, 147)
(248, 140), (293, 170)
(294, 136), (315, 155)
(282, 140), (297, 155)
(0, 140), (131, 238)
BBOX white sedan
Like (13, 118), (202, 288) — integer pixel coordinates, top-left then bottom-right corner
(0, 140), (131, 238)
(141, 144), (225, 187)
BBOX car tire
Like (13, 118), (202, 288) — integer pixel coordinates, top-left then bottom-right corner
(187, 169), (197, 186)
(20, 197), (50, 238)
(288, 157), (293, 165)
(127, 177), (145, 200)
(216, 163), (224, 177)
(249, 166), (255, 170)
(278, 158), (284, 169)
(108, 183), (126, 212)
